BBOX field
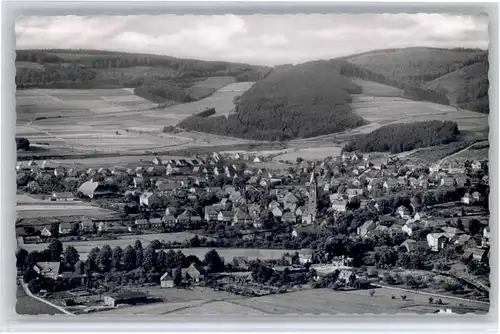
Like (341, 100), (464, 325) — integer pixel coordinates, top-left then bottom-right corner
(16, 285), (63, 315)
(16, 82), (255, 155)
(16, 194), (116, 220)
(351, 78), (403, 97)
(186, 76), (236, 100)
(230, 288), (489, 315)
(87, 286), (488, 316)
(350, 94), (488, 131)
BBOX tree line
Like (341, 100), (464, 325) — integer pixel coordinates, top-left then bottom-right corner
(342, 121), (459, 154)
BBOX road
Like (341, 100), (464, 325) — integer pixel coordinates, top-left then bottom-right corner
(18, 279), (73, 316)
(435, 140), (488, 168)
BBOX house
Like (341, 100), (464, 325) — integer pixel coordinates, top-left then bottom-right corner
(268, 200), (280, 210)
(58, 222), (75, 235)
(292, 224), (321, 238)
(157, 182), (178, 193)
(134, 219), (149, 230)
(454, 234), (477, 248)
(163, 215), (176, 227)
(283, 192), (299, 211)
(80, 219), (95, 233)
(298, 249), (313, 264)
(248, 204), (261, 219)
(396, 206), (411, 220)
(357, 220), (375, 238)
(103, 291), (149, 307)
(217, 211), (233, 224)
(77, 180), (113, 199)
(482, 227), (490, 248)
(51, 192), (75, 201)
(427, 233), (449, 252)
(346, 188), (363, 199)
(383, 179), (398, 190)
(440, 177), (455, 187)
(160, 272), (175, 288)
(331, 200), (347, 213)
(33, 262), (61, 280)
(182, 263), (206, 282)
(402, 223), (419, 236)
(461, 193), (472, 205)
(253, 156), (262, 163)
(271, 207), (283, 218)
(204, 206), (220, 221)
(40, 227), (52, 237)
(149, 218), (164, 229)
(139, 192), (159, 207)
(468, 247), (487, 261)
(177, 210), (192, 225)
(471, 160), (482, 171)
(233, 209), (251, 225)
(281, 211), (297, 224)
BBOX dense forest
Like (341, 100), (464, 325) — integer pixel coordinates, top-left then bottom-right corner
(15, 49), (271, 103)
(179, 63), (367, 141)
(342, 121), (460, 154)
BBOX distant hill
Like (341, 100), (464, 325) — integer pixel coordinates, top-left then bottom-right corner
(344, 47), (485, 85)
(424, 56), (489, 113)
(15, 49), (271, 103)
(179, 62), (366, 140)
(344, 47), (489, 113)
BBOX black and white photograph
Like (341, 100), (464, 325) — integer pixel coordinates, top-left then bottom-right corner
(13, 12), (491, 316)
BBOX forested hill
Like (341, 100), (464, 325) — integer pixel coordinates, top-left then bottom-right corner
(179, 62), (366, 141)
(424, 54), (489, 113)
(15, 49), (271, 103)
(343, 47), (489, 113)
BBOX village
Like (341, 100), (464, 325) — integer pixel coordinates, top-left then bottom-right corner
(15, 149), (491, 315)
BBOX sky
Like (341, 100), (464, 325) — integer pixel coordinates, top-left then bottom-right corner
(15, 13), (489, 66)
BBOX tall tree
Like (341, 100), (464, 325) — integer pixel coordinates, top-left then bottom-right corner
(203, 249), (224, 273)
(97, 245), (113, 272)
(63, 245), (80, 270)
(48, 239), (63, 261)
(111, 246), (123, 271)
(16, 248), (29, 270)
(143, 245), (157, 272)
(74, 260), (85, 275)
(173, 266), (183, 287)
(122, 245), (137, 271)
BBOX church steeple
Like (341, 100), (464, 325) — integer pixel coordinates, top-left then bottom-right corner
(305, 170), (318, 224)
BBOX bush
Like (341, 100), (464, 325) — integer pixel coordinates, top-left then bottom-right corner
(195, 108), (216, 117)
(369, 289), (375, 297)
(401, 295), (407, 300)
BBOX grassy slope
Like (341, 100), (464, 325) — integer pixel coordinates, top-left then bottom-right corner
(424, 61), (489, 105)
(344, 47), (485, 83)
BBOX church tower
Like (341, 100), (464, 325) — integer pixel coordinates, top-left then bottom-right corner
(304, 171), (318, 224)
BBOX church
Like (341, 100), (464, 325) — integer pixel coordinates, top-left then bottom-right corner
(303, 171), (318, 224)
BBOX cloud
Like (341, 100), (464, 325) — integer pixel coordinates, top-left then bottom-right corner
(15, 14), (489, 65)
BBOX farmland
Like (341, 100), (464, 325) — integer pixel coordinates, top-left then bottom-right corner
(229, 287), (489, 315)
(350, 94), (488, 131)
(16, 195), (117, 220)
(16, 82), (255, 156)
(86, 286), (489, 316)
